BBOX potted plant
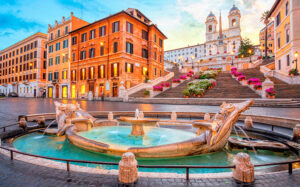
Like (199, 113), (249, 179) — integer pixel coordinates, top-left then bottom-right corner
(143, 90), (150, 97)
(265, 88), (275, 99)
(254, 83), (262, 90)
(180, 75), (187, 80)
(289, 69), (297, 77)
(195, 90), (203, 98)
(172, 79), (181, 88)
(183, 89), (190, 98)
(153, 86), (163, 92)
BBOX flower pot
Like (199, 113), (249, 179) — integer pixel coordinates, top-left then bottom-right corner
(267, 95), (275, 99)
(291, 74), (295, 77)
(193, 94), (196, 96)
(197, 95), (201, 98)
(184, 96), (189, 98)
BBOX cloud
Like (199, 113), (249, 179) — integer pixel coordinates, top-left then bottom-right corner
(0, 12), (42, 30)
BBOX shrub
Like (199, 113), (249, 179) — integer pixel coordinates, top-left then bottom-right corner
(265, 87), (275, 96)
(143, 90), (150, 96)
(289, 68), (297, 76)
(182, 89), (190, 97)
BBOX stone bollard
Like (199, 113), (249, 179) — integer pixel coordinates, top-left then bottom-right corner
(171, 111), (177, 121)
(204, 113), (210, 121)
(292, 124), (300, 141)
(108, 112), (114, 121)
(233, 153), (254, 183)
(244, 117), (253, 130)
(19, 117), (27, 130)
(119, 152), (138, 185)
(37, 117), (46, 127)
(138, 111), (144, 119)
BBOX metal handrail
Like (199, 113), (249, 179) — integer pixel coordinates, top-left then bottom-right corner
(0, 145), (300, 181)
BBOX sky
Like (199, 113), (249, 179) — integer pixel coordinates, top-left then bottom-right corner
(0, 0), (274, 51)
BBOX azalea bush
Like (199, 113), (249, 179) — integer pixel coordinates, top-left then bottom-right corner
(161, 82), (170, 87)
(196, 70), (218, 79)
(231, 67), (237, 71)
(183, 79), (216, 97)
(289, 68), (297, 76)
(265, 87), (275, 96)
(238, 75), (246, 81)
(180, 75), (187, 80)
(247, 78), (260, 85)
(153, 86), (163, 91)
(172, 79), (181, 83)
(254, 83), (262, 90)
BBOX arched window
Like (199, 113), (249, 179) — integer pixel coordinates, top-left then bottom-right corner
(208, 25), (212, 32)
(232, 19), (236, 27)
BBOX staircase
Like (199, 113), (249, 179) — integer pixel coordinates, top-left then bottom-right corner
(240, 66), (300, 98)
(130, 67), (182, 98)
(201, 72), (260, 98)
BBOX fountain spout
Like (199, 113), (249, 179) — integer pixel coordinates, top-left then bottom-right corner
(135, 109), (139, 119)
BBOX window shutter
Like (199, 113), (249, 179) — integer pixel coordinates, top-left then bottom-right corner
(80, 69), (82, 80)
(117, 63), (120, 76)
(112, 22), (115, 33)
(103, 65), (105, 78)
(125, 62), (127, 72)
(130, 43), (133, 54)
(88, 67), (91, 79)
(131, 64), (134, 73)
(126, 22), (128, 32)
(111, 64), (114, 77)
(97, 66), (100, 78)
(131, 24), (133, 33)
(62, 71), (64, 79)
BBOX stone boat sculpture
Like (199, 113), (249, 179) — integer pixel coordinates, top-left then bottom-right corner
(54, 100), (254, 158)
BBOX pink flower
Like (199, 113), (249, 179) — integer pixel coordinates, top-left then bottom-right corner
(153, 86), (163, 91)
(172, 79), (181, 83)
(180, 75), (187, 80)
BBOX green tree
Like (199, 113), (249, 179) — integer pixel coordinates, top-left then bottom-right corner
(260, 10), (270, 59)
(238, 38), (255, 58)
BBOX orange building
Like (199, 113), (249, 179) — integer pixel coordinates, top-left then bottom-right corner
(69, 8), (167, 98)
(259, 21), (275, 56)
(0, 32), (47, 97)
(46, 12), (89, 98)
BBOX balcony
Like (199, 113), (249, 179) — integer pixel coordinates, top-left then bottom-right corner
(51, 79), (59, 85)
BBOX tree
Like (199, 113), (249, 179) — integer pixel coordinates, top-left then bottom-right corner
(260, 10), (270, 59)
(238, 38), (255, 58)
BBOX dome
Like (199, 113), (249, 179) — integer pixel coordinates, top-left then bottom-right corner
(207, 11), (215, 18)
(230, 5), (239, 12)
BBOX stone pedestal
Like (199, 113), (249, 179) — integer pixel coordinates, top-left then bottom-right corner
(108, 112), (114, 121)
(244, 117), (253, 130)
(204, 113), (210, 121)
(233, 153), (254, 183)
(119, 152), (138, 184)
(131, 123), (144, 136)
(262, 78), (274, 98)
(171, 111), (177, 121)
(292, 124), (300, 141)
(19, 117), (27, 129)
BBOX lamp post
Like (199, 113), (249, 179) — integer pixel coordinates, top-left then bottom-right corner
(191, 55), (195, 69)
(248, 49), (252, 63)
(293, 51), (299, 76)
(231, 51), (234, 66)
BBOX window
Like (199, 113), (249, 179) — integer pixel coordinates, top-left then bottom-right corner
(278, 60), (281, 70)
(112, 21), (120, 33)
(80, 51), (86, 60)
(55, 42), (60, 51)
(125, 63), (134, 73)
(286, 29), (290, 43)
(57, 30), (60, 37)
(89, 29), (95, 39)
(55, 56), (60, 64)
(286, 2), (289, 16)
(50, 33), (53, 40)
(142, 48), (148, 59)
(30, 43), (33, 49)
(208, 25), (212, 32)
(113, 42), (118, 53)
(65, 26), (68, 34)
(154, 51), (157, 60)
(63, 39), (68, 48)
(232, 19), (236, 27)
(89, 67), (95, 79)
(142, 67), (148, 76)
(126, 42), (133, 54)
(154, 68), (157, 76)
(80, 68), (86, 80)
(100, 46), (104, 56)
(159, 39), (163, 47)
(62, 54), (68, 63)
(34, 41), (37, 48)
(62, 70), (67, 80)
(111, 63), (119, 77)
(276, 13), (281, 26)
(72, 53), (76, 61)
(43, 73), (46, 79)
(71, 70), (76, 81)
(142, 30), (148, 40)
(81, 33), (87, 42)
(72, 37), (77, 45)
(98, 65), (105, 78)
(48, 72), (53, 81)
(49, 45), (53, 53)
(154, 34), (157, 42)
(34, 51), (37, 58)
(43, 61), (47, 69)
(126, 22), (133, 33)
(89, 48), (95, 58)
(277, 34), (281, 49)
(54, 72), (59, 80)
(99, 26), (106, 36)
(81, 85), (85, 94)
(287, 55), (290, 66)
(48, 58), (53, 66)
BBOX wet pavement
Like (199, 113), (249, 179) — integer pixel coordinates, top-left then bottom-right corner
(1, 97), (300, 127)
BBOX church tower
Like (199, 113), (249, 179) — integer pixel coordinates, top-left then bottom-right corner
(228, 5), (241, 29)
(205, 11), (217, 42)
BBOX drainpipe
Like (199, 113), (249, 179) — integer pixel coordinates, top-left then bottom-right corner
(77, 32), (80, 99)
(106, 19), (110, 97)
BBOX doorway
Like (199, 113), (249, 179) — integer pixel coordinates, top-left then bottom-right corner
(34, 89), (36, 97)
(56, 85), (59, 98)
(62, 86), (68, 98)
(112, 82), (118, 97)
(48, 87), (53, 98)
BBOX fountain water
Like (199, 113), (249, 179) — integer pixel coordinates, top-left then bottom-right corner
(135, 109), (139, 119)
(236, 125), (257, 154)
(43, 120), (57, 135)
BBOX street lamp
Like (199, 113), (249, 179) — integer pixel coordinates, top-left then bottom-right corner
(191, 55), (195, 69)
(231, 51), (234, 66)
(293, 51), (299, 76)
(248, 49), (252, 63)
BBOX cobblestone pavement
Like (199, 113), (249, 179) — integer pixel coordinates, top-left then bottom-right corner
(0, 153), (299, 187)
(1, 98), (300, 127)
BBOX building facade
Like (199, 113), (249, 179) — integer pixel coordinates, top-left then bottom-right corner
(165, 5), (241, 64)
(69, 8), (166, 98)
(268, 0), (300, 81)
(259, 21), (275, 56)
(0, 33), (47, 97)
(46, 12), (89, 99)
